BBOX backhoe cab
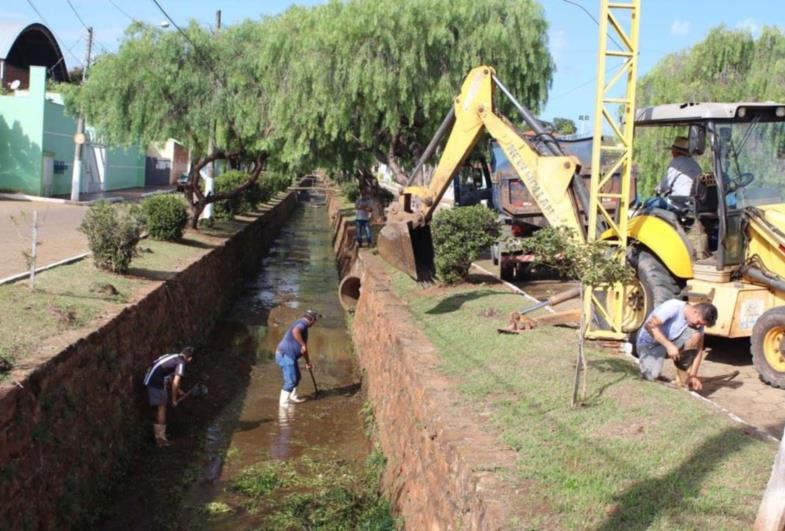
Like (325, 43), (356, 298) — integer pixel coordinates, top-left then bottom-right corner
(629, 102), (785, 387)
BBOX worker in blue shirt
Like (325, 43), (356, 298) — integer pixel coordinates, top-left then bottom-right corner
(276, 310), (319, 406)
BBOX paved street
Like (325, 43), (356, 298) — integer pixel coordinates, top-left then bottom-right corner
(0, 198), (87, 280)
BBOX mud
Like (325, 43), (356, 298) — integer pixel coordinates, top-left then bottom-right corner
(99, 203), (370, 529)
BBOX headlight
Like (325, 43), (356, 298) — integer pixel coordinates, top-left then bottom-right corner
(737, 107), (747, 118)
(777, 107), (785, 118)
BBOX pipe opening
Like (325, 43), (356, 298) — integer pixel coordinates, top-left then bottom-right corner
(339, 275), (362, 312)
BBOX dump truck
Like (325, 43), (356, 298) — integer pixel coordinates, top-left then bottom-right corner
(452, 136), (637, 280)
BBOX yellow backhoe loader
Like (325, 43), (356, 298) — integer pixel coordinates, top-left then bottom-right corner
(378, 64), (785, 388)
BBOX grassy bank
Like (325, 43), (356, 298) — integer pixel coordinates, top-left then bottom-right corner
(391, 270), (775, 529)
(0, 217), (252, 377)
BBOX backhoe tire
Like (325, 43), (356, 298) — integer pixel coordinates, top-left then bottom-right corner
(636, 250), (682, 317)
(628, 250), (683, 352)
(751, 306), (785, 389)
(591, 249), (681, 341)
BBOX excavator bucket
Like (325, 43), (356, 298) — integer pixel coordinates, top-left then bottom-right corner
(377, 221), (435, 281)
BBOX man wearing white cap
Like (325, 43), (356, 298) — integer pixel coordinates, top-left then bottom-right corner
(656, 136), (703, 197)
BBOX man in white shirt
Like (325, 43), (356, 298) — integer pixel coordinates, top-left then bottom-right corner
(656, 136), (703, 197)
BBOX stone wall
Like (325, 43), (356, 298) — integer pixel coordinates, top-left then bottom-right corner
(329, 193), (519, 530)
(0, 192), (297, 529)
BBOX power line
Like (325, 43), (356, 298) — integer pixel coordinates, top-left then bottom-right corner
(149, 0), (223, 82)
(24, 0), (84, 66)
(65, 0), (90, 31)
(107, 0), (135, 22)
(47, 36), (82, 75)
(558, 0), (622, 50)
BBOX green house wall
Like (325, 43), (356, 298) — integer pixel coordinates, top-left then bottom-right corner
(0, 67), (45, 195)
(0, 66), (145, 197)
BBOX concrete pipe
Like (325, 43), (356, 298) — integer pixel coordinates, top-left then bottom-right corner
(338, 275), (362, 312)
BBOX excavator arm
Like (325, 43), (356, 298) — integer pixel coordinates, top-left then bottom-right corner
(378, 66), (586, 280)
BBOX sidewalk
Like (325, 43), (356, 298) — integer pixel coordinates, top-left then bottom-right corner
(0, 198), (88, 280)
(0, 187), (175, 281)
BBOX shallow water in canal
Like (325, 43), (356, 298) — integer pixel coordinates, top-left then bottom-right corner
(100, 202), (374, 529)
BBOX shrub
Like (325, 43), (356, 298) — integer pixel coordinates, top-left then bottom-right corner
(79, 201), (143, 273)
(213, 170), (263, 220)
(141, 193), (189, 241)
(259, 171), (292, 201)
(432, 205), (499, 284)
(341, 180), (360, 202)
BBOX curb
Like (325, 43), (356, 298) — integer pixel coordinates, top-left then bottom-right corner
(0, 253), (90, 286)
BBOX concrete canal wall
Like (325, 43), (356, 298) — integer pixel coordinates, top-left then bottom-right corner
(330, 193), (519, 530)
(0, 192), (297, 529)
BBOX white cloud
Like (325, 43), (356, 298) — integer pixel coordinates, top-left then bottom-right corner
(670, 19), (691, 36)
(736, 17), (761, 36)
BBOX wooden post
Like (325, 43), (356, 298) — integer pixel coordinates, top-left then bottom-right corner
(755, 426), (785, 530)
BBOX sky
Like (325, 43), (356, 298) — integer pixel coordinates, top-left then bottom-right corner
(6, 0), (785, 130)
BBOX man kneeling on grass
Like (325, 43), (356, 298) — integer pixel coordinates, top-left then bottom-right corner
(636, 300), (718, 390)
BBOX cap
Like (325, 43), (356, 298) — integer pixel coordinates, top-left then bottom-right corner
(304, 310), (322, 321)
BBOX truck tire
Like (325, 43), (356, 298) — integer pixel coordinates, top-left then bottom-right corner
(751, 306), (785, 388)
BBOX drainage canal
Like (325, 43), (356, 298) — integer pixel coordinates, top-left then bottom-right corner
(100, 200), (390, 529)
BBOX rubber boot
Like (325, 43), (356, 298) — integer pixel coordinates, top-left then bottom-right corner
(154, 423), (171, 447)
(279, 389), (291, 406)
(289, 387), (306, 403)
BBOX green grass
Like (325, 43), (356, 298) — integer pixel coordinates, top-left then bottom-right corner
(0, 226), (245, 375)
(391, 271), (776, 530)
(220, 452), (395, 530)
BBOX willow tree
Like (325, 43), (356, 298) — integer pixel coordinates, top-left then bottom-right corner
(260, 0), (554, 184)
(62, 21), (275, 225)
(635, 26), (785, 195)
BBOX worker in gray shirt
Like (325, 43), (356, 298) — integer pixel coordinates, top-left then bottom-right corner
(637, 300), (717, 390)
(656, 136), (703, 197)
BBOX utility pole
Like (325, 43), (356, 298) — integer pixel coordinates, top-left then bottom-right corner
(201, 10), (221, 220)
(70, 27), (93, 202)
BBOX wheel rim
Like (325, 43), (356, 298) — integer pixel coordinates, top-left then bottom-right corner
(763, 327), (785, 372)
(617, 280), (648, 332)
(593, 281), (648, 333)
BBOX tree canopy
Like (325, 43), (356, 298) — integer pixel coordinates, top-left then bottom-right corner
(259, 0), (554, 183)
(63, 0), (554, 219)
(634, 25), (785, 195)
(552, 117), (577, 135)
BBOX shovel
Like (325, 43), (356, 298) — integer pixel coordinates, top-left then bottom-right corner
(307, 366), (319, 398)
(177, 382), (208, 404)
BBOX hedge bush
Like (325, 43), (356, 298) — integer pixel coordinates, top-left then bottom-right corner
(213, 170), (263, 220)
(141, 193), (189, 241)
(432, 205), (499, 284)
(211, 170), (292, 220)
(79, 201), (143, 273)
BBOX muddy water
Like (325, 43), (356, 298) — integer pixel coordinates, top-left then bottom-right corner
(182, 203), (369, 527)
(101, 202), (369, 529)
